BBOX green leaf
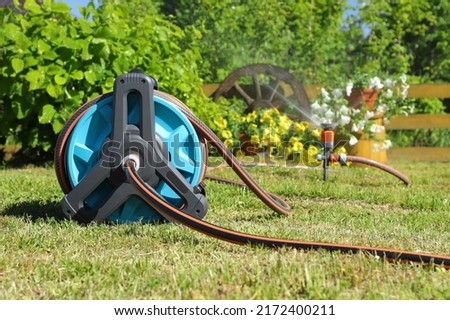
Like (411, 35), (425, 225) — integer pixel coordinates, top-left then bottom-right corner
(46, 83), (62, 98)
(104, 77), (115, 90)
(70, 70), (84, 80)
(11, 100), (29, 119)
(84, 70), (97, 85)
(94, 27), (116, 40)
(42, 141), (52, 152)
(79, 19), (93, 35)
(54, 73), (68, 85)
(24, 0), (43, 14)
(52, 116), (65, 133)
(4, 24), (20, 41)
(43, 50), (58, 61)
(92, 42), (110, 60)
(37, 39), (51, 54)
(25, 70), (45, 90)
(112, 56), (130, 75)
(81, 42), (93, 60)
(51, 2), (71, 14)
(24, 57), (39, 68)
(46, 65), (62, 75)
(11, 58), (24, 73)
(38, 104), (56, 124)
(4, 24), (31, 49)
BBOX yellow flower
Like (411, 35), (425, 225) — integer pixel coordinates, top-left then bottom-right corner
(311, 128), (322, 139)
(260, 112), (273, 125)
(221, 130), (233, 140)
(214, 117), (227, 129)
(224, 139), (234, 149)
(269, 133), (281, 145)
(292, 141), (304, 152)
(244, 111), (258, 123)
(293, 121), (309, 135)
(278, 115), (292, 133)
(302, 144), (321, 166)
(262, 127), (271, 138)
(334, 146), (347, 154)
(229, 112), (240, 121)
(308, 145), (319, 156)
(289, 136), (300, 144)
(284, 147), (293, 158)
(235, 150), (245, 159)
(250, 135), (260, 144)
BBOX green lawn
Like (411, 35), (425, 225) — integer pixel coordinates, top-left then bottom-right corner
(0, 160), (449, 299)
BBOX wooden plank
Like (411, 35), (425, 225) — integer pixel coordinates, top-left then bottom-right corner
(388, 147), (450, 161)
(202, 84), (219, 97)
(304, 84), (320, 100)
(385, 114), (450, 130)
(407, 83), (450, 98)
(204, 83), (450, 99)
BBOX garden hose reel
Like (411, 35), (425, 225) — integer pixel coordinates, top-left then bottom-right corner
(57, 70), (208, 224)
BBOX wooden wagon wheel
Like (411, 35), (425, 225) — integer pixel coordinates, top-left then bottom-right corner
(213, 64), (311, 120)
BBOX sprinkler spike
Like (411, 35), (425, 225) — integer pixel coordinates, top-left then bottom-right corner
(320, 123), (336, 181)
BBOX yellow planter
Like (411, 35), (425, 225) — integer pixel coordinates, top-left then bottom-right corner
(346, 116), (387, 165)
(347, 134), (387, 164)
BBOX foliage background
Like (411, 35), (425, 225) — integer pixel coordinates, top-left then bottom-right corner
(0, 0), (449, 161)
(0, 0), (221, 161)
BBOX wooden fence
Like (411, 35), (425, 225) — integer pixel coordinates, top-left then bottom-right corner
(385, 114), (450, 161)
(384, 84), (450, 161)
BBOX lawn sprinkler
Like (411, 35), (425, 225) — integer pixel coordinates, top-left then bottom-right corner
(54, 70), (449, 269)
(316, 123), (411, 185)
(317, 123), (339, 181)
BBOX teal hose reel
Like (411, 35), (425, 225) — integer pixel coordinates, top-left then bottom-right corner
(56, 70), (208, 223)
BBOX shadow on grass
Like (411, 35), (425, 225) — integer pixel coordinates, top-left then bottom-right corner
(0, 201), (66, 223)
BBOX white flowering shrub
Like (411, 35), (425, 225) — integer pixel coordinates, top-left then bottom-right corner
(310, 74), (414, 151)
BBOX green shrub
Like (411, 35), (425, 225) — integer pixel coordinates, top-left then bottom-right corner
(0, 0), (221, 162)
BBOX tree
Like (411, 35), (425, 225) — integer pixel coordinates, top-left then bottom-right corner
(159, 0), (349, 84)
(348, 0), (450, 111)
(348, 0), (450, 82)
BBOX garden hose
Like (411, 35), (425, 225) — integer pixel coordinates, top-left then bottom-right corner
(55, 72), (450, 269)
(345, 155), (411, 185)
(141, 94), (449, 269)
(322, 153), (411, 186)
(124, 160), (450, 269)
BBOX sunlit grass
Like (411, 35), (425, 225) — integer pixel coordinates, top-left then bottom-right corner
(0, 160), (449, 299)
